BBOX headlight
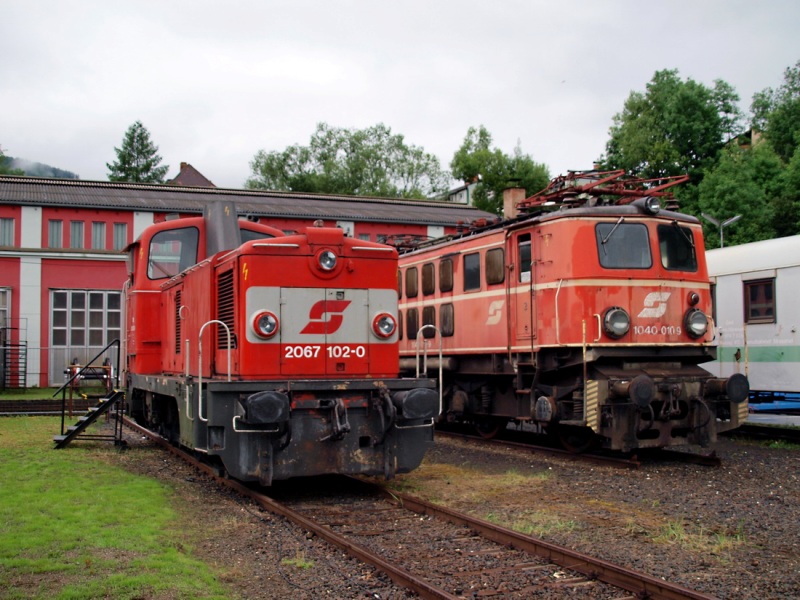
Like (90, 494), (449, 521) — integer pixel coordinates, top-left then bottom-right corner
(253, 311), (279, 339)
(644, 196), (660, 214)
(318, 250), (337, 271)
(372, 313), (397, 339)
(603, 307), (630, 338)
(684, 308), (708, 339)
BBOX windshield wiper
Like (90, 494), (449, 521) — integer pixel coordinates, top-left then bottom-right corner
(601, 217), (625, 245)
(672, 220), (695, 249)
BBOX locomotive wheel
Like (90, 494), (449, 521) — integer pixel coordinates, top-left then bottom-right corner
(556, 425), (597, 453)
(474, 418), (507, 439)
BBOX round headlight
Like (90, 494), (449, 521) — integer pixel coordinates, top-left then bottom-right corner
(684, 308), (708, 339)
(372, 313), (397, 339)
(644, 197), (660, 214)
(253, 311), (279, 339)
(318, 250), (337, 271)
(603, 307), (630, 339)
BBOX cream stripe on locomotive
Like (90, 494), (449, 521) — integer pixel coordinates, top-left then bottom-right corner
(400, 278), (709, 310)
(246, 287), (398, 344)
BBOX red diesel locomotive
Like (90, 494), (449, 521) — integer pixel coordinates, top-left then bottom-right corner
(397, 171), (749, 452)
(124, 201), (438, 485)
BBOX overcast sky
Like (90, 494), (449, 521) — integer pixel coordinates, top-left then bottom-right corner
(2, 1), (799, 190)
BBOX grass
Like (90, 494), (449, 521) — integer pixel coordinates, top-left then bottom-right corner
(651, 519), (746, 556)
(0, 388), (62, 401)
(0, 417), (232, 600)
(485, 510), (578, 537)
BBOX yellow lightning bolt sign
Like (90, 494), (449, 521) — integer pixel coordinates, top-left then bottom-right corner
(225, 206), (230, 217)
(242, 262), (249, 281)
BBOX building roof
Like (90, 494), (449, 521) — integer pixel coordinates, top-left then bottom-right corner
(706, 235), (800, 277)
(0, 175), (495, 226)
(167, 162), (216, 187)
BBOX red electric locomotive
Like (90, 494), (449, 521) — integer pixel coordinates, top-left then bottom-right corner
(124, 201), (439, 485)
(397, 171), (748, 452)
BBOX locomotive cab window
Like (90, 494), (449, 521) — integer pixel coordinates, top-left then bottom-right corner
(464, 252), (481, 291)
(657, 224), (697, 271)
(148, 227), (199, 280)
(240, 228), (276, 243)
(595, 222), (652, 269)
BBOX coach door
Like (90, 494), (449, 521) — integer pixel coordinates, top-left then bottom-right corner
(512, 232), (536, 340)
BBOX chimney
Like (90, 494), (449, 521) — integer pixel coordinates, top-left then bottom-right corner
(503, 188), (526, 219)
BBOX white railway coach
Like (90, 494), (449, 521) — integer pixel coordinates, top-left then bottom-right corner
(706, 235), (800, 403)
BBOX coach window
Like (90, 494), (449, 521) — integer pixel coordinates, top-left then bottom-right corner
(405, 267), (418, 298)
(464, 252), (481, 291)
(485, 248), (505, 285)
(397, 270), (403, 299)
(595, 222), (652, 269)
(439, 258), (454, 292)
(148, 227), (199, 280)
(422, 263), (435, 295)
(440, 303), (454, 336)
(744, 279), (775, 324)
(518, 234), (532, 282)
(657, 224), (697, 271)
(406, 308), (419, 340)
(398, 309), (404, 340)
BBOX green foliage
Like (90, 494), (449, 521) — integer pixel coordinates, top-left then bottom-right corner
(0, 418), (229, 599)
(0, 145), (25, 176)
(599, 69), (743, 183)
(450, 125), (550, 214)
(246, 122), (450, 199)
(106, 121), (169, 183)
(751, 60), (800, 163)
(698, 143), (785, 247)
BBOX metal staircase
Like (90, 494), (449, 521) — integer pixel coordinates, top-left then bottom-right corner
(52, 339), (124, 449)
(53, 389), (125, 448)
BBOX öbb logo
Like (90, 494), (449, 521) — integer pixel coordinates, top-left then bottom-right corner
(300, 300), (351, 334)
(638, 292), (671, 318)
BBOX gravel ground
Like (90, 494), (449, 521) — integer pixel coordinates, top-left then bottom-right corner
(110, 428), (800, 599)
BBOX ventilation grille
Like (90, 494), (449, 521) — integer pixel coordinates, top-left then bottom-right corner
(217, 270), (235, 349)
(175, 290), (182, 354)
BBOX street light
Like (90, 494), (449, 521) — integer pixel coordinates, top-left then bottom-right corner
(701, 213), (742, 248)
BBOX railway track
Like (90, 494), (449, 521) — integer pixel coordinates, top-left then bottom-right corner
(436, 428), (724, 469)
(123, 416), (718, 599)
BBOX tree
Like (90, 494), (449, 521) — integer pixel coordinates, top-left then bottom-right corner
(698, 143), (784, 247)
(0, 145), (25, 176)
(106, 121), (169, 183)
(246, 123), (450, 199)
(751, 60), (800, 164)
(450, 126), (550, 214)
(598, 70), (744, 214)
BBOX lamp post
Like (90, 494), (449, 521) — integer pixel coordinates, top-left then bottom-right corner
(701, 213), (742, 248)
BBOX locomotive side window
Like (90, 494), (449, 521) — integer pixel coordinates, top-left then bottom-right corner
(744, 279), (776, 324)
(657, 224), (697, 271)
(440, 303), (454, 336)
(595, 222), (652, 269)
(405, 267), (418, 298)
(439, 258), (454, 292)
(464, 252), (481, 291)
(518, 235), (532, 283)
(422, 263), (435, 295)
(422, 306), (436, 338)
(148, 227), (199, 280)
(398, 309), (404, 340)
(485, 248), (505, 285)
(397, 270), (403, 299)
(406, 308), (419, 339)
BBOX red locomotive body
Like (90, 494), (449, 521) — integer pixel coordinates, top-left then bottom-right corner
(398, 172), (748, 451)
(125, 202), (438, 484)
